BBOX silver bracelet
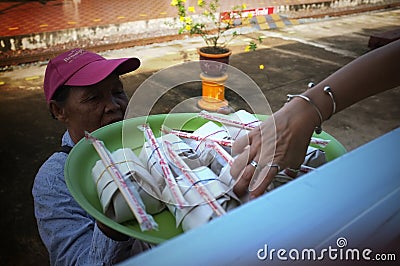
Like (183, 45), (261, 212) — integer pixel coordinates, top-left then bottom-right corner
(310, 82), (337, 120)
(323, 86), (336, 119)
(287, 83), (337, 134)
(286, 94), (323, 134)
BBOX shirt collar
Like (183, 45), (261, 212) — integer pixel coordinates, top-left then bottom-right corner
(61, 131), (75, 147)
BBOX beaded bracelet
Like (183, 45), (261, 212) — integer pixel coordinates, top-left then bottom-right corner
(286, 94), (323, 134)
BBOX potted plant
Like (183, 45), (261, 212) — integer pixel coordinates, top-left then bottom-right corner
(170, 0), (260, 76)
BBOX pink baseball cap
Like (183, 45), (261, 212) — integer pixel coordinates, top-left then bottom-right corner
(44, 48), (140, 103)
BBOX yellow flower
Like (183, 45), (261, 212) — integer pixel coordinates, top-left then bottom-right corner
(242, 4), (247, 9)
(185, 25), (191, 31)
(179, 16), (185, 22)
(185, 17), (192, 24)
(259, 64), (264, 70)
(245, 46), (250, 52)
(248, 13), (253, 18)
(197, 0), (204, 6)
(171, 0), (178, 6)
(188, 6), (195, 13)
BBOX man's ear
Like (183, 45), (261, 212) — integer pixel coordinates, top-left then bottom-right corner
(49, 100), (67, 122)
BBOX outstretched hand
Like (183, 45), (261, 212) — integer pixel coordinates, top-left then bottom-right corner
(230, 98), (319, 199)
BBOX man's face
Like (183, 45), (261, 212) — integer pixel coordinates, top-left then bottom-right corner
(62, 72), (129, 143)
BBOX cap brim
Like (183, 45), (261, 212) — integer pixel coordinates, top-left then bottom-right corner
(64, 57), (140, 87)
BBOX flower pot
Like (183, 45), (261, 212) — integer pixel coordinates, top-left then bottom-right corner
(197, 47), (232, 77)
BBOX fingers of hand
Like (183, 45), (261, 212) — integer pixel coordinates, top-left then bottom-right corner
(230, 146), (251, 181)
(231, 127), (274, 197)
(233, 168), (252, 197)
(231, 134), (251, 156)
(248, 164), (280, 198)
(233, 160), (280, 198)
(230, 140), (261, 179)
(232, 156), (259, 197)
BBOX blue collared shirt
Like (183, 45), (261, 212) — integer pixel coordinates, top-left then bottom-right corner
(32, 131), (149, 265)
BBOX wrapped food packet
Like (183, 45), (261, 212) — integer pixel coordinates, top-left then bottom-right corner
(207, 141), (236, 189)
(200, 142), (232, 176)
(200, 110), (330, 147)
(268, 146), (327, 191)
(139, 125), (190, 209)
(181, 122), (231, 171)
(225, 110), (261, 140)
(162, 166), (240, 232)
(86, 132), (158, 231)
(183, 121), (231, 152)
(139, 133), (203, 180)
(199, 110), (255, 130)
(161, 125), (233, 148)
(184, 111), (260, 162)
(92, 148), (164, 223)
(198, 110), (260, 140)
(303, 146), (327, 168)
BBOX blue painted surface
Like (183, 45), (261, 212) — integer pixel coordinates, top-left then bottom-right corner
(120, 128), (400, 266)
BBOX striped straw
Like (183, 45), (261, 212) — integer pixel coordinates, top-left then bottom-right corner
(139, 124), (188, 209)
(85, 131), (158, 231)
(164, 141), (226, 217)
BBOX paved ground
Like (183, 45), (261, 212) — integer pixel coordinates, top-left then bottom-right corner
(2, 0), (399, 65)
(0, 8), (399, 265)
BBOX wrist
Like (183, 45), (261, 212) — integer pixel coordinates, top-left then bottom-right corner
(303, 84), (337, 123)
(286, 83), (338, 135)
(274, 98), (318, 143)
(286, 94), (323, 134)
(283, 96), (321, 131)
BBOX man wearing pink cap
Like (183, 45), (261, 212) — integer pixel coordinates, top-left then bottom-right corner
(32, 49), (149, 265)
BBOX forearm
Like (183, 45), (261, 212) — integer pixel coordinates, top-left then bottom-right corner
(231, 40), (400, 199)
(303, 39), (400, 122)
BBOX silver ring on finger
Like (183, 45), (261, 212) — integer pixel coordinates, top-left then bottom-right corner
(249, 160), (258, 169)
(267, 163), (281, 172)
